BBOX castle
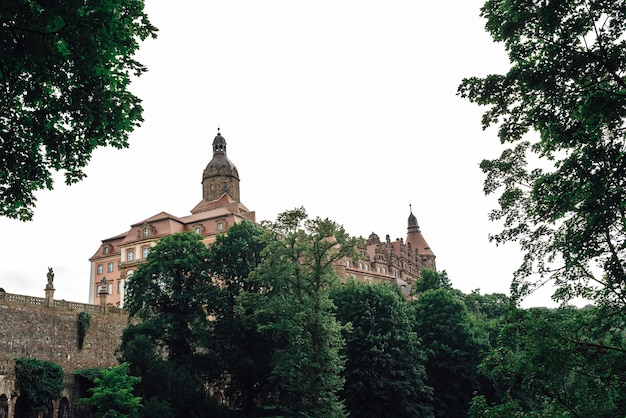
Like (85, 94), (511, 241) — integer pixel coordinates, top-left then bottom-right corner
(88, 129), (437, 306)
(0, 130), (438, 417)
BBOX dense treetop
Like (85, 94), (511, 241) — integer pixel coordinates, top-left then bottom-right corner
(0, 0), (157, 221)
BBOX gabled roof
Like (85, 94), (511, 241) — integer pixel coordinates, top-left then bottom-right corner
(190, 193), (250, 215)
(131, 211), (183, 226)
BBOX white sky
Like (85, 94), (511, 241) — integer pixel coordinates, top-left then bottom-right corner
(0, 1), (559, 307)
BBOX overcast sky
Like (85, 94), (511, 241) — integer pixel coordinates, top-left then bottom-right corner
(0, 1), (560, 307)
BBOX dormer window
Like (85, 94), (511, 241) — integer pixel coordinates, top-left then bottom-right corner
(103, 246), (110, 255)
(217, 222), (225, 231)
(143, 227), (149, 237)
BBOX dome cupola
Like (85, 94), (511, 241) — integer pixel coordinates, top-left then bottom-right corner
(202, 129), (240, 202)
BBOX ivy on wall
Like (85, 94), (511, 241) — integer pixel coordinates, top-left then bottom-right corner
(78, 311), (92, 350)
(14, 357), (64, 416)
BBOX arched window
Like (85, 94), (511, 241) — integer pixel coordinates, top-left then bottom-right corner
(127, 250), (134, 261)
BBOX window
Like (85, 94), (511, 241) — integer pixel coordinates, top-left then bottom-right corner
(103, 246), (110, 255)
(108, 262), (114, 273)
(142, 247), (149, 259)
(97, 264), (103, 275)
(127, 250), (134, 261)
(118, 280), (124, 294)
(143, 227), (149, 237)
(195, 226), (202, 234)
(217, 222), (225, 231)
(107, 283), (113, 295)
(223, 182), (228, 189)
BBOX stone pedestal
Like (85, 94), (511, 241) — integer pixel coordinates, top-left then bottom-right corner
(44, 286), (55, 308)
(99, 290), (108, 314)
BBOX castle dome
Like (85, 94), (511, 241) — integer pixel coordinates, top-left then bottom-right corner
(205, 129), (238, 174)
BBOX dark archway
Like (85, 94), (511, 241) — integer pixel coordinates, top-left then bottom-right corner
(13, 395), (26, 418)
(0, 394), (8, 418)
(57, 398), (70, 418)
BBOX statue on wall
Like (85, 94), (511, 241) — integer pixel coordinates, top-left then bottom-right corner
(46, 267), (54, 289)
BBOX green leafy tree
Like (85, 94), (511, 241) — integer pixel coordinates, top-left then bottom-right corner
(205, 221), (275, 413)
(331, 281), (433, 418)
(0, 0), (157, 221)
(122, 232), (225, 417)
(458, 1), (626, 308)
(77, 363), (142, 418)
(252, 207), (359, 417)
(125, 232), (216, 363)
(463, 290), (511, 322)
(413, 289), (488, 417)
(475, 306), (626, 417)
(14, 357), (64, 418)
(412, 269), (452, 294)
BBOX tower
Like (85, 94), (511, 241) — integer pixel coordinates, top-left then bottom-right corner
(406, 204), (436, 271)
(202, 128), (240, 203)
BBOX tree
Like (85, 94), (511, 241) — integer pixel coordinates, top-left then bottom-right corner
(0, 0), (157, 221)
(413, 289), (488, 417)
(124, 232), (216, 362)
(475, 306), (626, 417)
(457, 1), (626, 308)
(77, 363), (142, 418)
(251, 207), (360, 417)
(412, 269), (452, 295)
(14, 357), (64, 418)
(121, 232), (225, 417)
(205, 221), (275, 413)
(330, 281), (433, 418)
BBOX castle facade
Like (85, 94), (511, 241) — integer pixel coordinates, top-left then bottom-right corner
(88, 130), (436, 306)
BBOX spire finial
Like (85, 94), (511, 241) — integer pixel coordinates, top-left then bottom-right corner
(217, 126), (221, 135)
(409, 201), (413, 213)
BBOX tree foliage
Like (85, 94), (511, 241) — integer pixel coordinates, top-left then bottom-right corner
(413, 289), (488, 417)
(77, 363), (142, 418)
(205, 221), (275, 413)
(475, 306), (626, 417)
(121, 232), (225, 417)
(331, 281), (433, 418)
(14, 357), (64, 416)
(124, 232), (216, 362)
(412, 269), (452, 295)
(458, 1), (626, 307)
(0, 0), (157, 221)
(252, 207), (360, 417)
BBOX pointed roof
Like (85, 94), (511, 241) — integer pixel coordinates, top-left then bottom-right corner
(405, 205), (435, 257)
